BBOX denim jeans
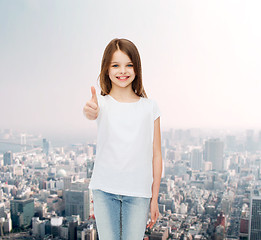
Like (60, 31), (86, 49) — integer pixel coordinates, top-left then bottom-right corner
(92, 189), (151, 240)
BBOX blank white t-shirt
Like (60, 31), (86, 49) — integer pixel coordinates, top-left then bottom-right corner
(88, 94), (161, 198)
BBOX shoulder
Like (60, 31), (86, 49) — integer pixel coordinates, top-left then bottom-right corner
(141, 97), (154, 104)
(142, 97), (159, 108)
(144, 98), (160, 120)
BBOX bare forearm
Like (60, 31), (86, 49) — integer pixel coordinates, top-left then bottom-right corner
(151, 156), (162, 202)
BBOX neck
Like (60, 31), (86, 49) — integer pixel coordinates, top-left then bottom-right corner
(109, 85), (138, 101)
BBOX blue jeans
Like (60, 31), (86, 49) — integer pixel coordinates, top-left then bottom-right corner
(92, 189), (151, 240)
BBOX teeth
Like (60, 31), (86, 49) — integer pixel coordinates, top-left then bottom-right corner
(118, 77), (128, 79)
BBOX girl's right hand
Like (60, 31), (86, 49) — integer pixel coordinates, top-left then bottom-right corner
(83, 86), (100, 120)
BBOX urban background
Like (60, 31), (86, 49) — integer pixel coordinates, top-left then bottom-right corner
(1, 0), (261, 239)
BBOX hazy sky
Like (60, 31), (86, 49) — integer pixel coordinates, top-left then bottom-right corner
(0, 0), (261, 142)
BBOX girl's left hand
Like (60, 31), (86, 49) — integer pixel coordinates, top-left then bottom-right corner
(146, 199), (159, 229)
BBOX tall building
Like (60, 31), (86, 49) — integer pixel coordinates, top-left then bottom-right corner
(43, 138), (50, 156)
(216, 211), (226, 228)
(258, 131), (261, 150)
(63, 176), (74, 190)
(246, 129), (255, 152)
(20, 133), (26, 152)
(191, 149), (203, 171)
(32, 217), (47, 238)
(249, 195), (261, 239)
(65, 190), (91, 221)
(4, 151), (13, 166)
(239, 218), (249, 239)
(204, 138), (224, 171)
(87, 145), (94, 158)
(87, 158), (95, 179)
(10, 198), (34, 228)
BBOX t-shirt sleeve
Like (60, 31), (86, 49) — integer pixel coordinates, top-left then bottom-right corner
(152, 99), (161, 121)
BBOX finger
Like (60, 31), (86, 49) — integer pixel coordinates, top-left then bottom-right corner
(146, 221), (155, 229)
(86, 101), (98, 110)
(147, 219), (155, 226)
(84, 105), (98, 115)
(146, 223), (152, 229)
(84, 109), (99, 119)
(91, 86), (98, 105)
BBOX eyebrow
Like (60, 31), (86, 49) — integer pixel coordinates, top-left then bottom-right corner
(111, 61), (133, 63)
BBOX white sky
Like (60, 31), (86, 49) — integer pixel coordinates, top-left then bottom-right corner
(0, 0), (261, 141)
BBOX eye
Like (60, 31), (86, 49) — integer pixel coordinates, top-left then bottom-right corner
(127, 64), (133, 67)
(112, 64), (118, 67)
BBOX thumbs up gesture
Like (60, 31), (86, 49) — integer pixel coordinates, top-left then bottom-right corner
(83, 86), (100, 120)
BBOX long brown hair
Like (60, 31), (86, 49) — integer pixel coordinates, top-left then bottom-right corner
(97, 38), (147, 98)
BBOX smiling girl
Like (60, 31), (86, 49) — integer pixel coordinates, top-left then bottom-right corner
(83, 38), (162, 240)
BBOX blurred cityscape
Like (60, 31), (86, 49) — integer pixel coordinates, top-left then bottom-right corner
(0, 127), (261, 240)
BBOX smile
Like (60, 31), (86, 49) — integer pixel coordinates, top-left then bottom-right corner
(116, 76), (129, 80)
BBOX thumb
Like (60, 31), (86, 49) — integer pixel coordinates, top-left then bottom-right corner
(91, 86), (98, 105)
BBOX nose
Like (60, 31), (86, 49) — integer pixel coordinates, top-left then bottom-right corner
(120, 66), (127, 74)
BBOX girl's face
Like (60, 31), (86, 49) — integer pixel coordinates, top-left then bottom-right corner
(108, 50), (136, 91)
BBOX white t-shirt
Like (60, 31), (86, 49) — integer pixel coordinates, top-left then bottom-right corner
(88, 94), (161, 198)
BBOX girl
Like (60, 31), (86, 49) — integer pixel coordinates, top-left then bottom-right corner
(83, 38), (162, 240)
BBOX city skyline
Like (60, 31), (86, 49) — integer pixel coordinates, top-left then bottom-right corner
(1, 0), (261, 141)
(1, 125), (261, 238)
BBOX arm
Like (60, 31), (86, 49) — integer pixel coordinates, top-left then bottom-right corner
(147, 117), (162, 229)
(151, 116), (162, 202)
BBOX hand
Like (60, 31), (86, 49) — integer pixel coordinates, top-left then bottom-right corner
(146, 198), (159, 230)
(83, 86), (100, 120)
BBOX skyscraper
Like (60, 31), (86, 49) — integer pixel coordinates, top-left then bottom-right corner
(258, 131), (261, 150)
(20, 133), (26, 152)
(191, 149), (203, 171)
(65, 190), (91, 221)
(4, 151), (13, 166)
(10, 198), (34, 228)
(43, 138), (50, 156)
(204, 138), (224, 171)
(249, 195), (261, 239)
(246, 129), (255, 152)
